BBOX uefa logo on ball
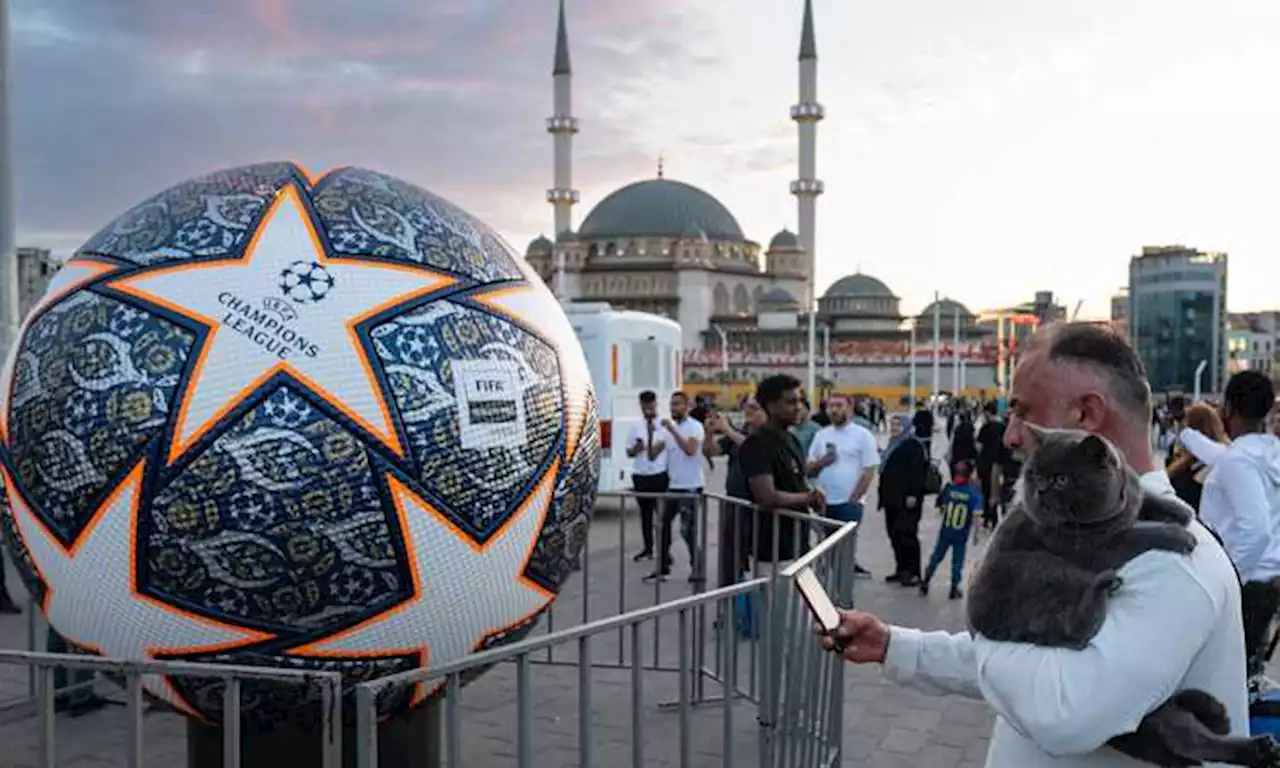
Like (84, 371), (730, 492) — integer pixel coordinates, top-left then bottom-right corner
(0, 162), (600, 725)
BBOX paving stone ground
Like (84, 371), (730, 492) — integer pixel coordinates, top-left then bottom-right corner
(0, 429), (1257, 767)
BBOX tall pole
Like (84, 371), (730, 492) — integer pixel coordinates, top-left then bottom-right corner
(908, 320), (917, 410)
(822, 323), (831, 384)
(952, 304), (961, 396)
(995, 315), (1007, 399)
(960, 358), (967, 394)
(0, 0), (17, 358)
(807, 300), (817, 400)
(931, 291), (941, 403)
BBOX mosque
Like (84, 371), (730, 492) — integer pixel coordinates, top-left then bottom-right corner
(522, 1), (1039, 400)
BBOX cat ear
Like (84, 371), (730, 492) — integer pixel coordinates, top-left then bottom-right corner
(1078, 434), (1112, 463)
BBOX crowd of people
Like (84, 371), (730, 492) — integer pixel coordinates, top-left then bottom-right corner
(632, 322), (1280, 765)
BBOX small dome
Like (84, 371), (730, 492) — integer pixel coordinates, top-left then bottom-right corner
(526, 234), (553, 253)
(760, 287), (798, 305)
(768, 229), (799, 250)
(578, 178), (745, 241)
(824, 273), (894, 299)
(919, 297), (974, 319)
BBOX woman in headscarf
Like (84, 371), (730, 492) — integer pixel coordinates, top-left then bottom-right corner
(878, 414), (930, 586)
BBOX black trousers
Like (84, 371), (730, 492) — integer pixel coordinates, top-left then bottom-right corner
(977, 464), (1000, 528)
(660, 488), (702, 574)
(1242, 578), (1280, 676)
(632, 472), (669, 553)
(885, 504), (922, 579)
(718, 500), (753, 587)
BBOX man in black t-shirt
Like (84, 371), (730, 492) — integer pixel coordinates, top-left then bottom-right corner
(738, 375), (825, 564)
(704, 399), (766, 585)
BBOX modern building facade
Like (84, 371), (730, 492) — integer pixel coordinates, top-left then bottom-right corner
(1128, 245), (1227, 395)
(17, 247), (58, 320)
(1228, 313), (1274, 376)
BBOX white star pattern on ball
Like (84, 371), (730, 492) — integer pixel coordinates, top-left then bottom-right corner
(108, 185), (456, 465)
(3, 462), (273, 716)
(287, 462), (559, 702)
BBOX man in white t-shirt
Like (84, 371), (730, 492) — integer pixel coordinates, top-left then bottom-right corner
(806, 392), (879, 578)
(819, 323), (1247, 768)
(626, 390), (669, 562)
(646, 391), (705, 583)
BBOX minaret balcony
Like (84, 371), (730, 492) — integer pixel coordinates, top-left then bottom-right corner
(790, 179), (825, 196)
(546, 116), (580, 134)
(546, 188), (580, 204)
(790, 102), (826, 122)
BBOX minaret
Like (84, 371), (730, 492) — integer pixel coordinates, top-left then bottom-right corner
(791, 0), (824, 396)
(546, 0), (579, 238)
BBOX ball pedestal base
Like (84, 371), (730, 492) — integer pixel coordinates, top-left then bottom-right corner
(187, 700), (441, 768)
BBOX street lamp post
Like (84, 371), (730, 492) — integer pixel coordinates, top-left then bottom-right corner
(0, 0), (18, 359)
(908, 319), (918, 410)
(931, 291), (941, 403)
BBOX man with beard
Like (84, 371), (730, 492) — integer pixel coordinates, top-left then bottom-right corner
(807, 393), (878, 578)
(817, 323), (1246, 767)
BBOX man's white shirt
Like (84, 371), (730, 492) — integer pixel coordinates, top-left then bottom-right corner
(1195, 432), (1280, 583)
(664, 417), (706, 490)
(881, 470), (1248, 767)
(626, 421), (667, 476)
(807, 421), (880, 504)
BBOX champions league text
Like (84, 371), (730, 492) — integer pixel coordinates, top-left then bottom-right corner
(218, 292), (321, 360)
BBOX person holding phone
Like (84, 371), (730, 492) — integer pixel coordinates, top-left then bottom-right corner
(626, 390), (668, 562)
(704, 399), (767, 586)
(806, 392), (879, 577)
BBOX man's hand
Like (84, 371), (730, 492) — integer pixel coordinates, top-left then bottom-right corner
(816, 610), (890, 664)
(706, 412), (724, 435)
(808, 488), (827, 512)
(660, 418), (676, 433)
(905, 496), (918, 510)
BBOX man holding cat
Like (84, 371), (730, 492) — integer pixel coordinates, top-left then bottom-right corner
(819, 323), (1248, 767)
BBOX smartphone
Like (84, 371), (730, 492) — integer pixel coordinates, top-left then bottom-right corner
(794, 567), (841, 633)
(825, 442), (837, 457)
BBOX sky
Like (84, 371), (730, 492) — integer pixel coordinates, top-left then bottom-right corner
(11, 0), (1280, 319)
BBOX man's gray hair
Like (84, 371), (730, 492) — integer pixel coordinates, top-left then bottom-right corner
(1030, 322), (1152, 423)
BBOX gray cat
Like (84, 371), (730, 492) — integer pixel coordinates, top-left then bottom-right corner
(967, 426), (1280, 767)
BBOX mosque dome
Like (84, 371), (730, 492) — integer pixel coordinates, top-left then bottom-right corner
(760, 286), (798, 305)
(526, 234), (554, 254)
(768, 229), (799, 250)
(824, 273), (895, 299)
(919, 297), (974, 320)
(577, 179), (745, 241)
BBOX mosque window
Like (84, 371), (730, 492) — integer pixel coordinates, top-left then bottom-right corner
(713, 283), (730, 315)
(733, 284), (750, 314)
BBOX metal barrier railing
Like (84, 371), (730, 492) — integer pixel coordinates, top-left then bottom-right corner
(0, 488), (858, 767)
(352, 492), (859, 768)
(0, 649), (343, 768)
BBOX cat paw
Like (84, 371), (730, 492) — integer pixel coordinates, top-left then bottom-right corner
(1254, 734), (1280, 768)
(1099, 573), (1124, 595)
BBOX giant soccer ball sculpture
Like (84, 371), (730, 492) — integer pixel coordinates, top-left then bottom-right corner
(0, 163), (600, 724)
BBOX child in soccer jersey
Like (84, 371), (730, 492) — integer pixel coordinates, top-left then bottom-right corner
(919, 460), (984, 600)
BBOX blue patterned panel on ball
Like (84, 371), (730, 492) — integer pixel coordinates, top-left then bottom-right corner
(77, 162), (299, 266)
(146, 386), (409, 636)
(311, 168), (524, 284)
(7, 292), (194, 545)
(373, 298), (563, 543)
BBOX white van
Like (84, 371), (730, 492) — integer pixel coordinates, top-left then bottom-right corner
(566, 303), (683, 493)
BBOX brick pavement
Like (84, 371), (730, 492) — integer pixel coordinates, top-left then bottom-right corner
(0, 428), (1238, 767)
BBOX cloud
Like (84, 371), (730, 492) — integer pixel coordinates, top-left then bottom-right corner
(11, 0), (714, 254)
